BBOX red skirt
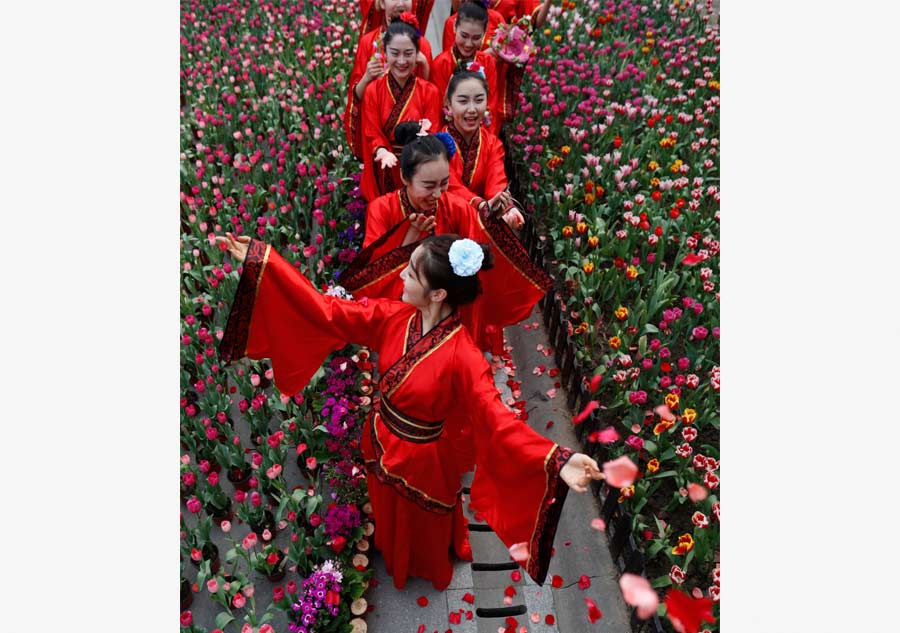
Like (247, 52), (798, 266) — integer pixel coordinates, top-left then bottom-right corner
(366, 472), (472, 590)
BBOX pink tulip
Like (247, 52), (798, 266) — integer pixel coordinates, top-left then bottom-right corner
(233, 592), (246, 609)
(602, 456), (639, 488)
(619, 573), (659, 619)
(207, 579), (219, 594)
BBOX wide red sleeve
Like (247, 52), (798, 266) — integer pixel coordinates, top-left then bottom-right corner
(481, 132), (508, 199)
(422, 81), (442, 130)
(453, 341), (574, 585)
(362, 193), (402, 248)
(429, 51), (453, 102)
(362, 79), (393, 161)
(219, 240), (407, 395)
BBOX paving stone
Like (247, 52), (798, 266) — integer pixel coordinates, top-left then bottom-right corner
(366, 552), (451, 633)
(550, 581), (631, 633)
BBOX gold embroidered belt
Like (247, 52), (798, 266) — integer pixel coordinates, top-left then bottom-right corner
(378, 395), (444, 444)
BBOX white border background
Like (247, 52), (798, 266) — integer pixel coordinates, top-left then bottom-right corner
(3, 1), (900, 631)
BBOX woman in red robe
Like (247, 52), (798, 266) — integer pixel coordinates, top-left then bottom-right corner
(441, 0), (504, 53)
(341, 126), (551, 354)
(430, 1), (500, 132)
(358, 19), (442, 202)
(359, 0), (436, 36)
(441, 69), (514, 217)
(344, 9), (434, 160)
(218, 231), (604, 591)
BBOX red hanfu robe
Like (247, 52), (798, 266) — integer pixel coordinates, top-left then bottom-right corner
(359, 0), (437, 36)
(493, 0), (540, 23)
(359, 74), (442, 202)
(441, 8), (505, 53)
(339, 188), (552, 354)
(442, 123), (508, 211)
(220, 240), (574, 590)
(429, 47), (500, 134)
(343, 27), (435, 159)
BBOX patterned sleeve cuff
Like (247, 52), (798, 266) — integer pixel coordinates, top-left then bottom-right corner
(219, 239), (269, 364)
(525, 445), (575, 584)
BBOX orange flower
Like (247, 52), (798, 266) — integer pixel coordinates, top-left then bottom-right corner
(553, 34), (562, 43)
(575, 321), (589, 334)
(561, 145), (571, 156)
(625, 266), (639, 280)
(583, 261), (595, 274)
(665, 393), (680, 409)
(617, 485), (635, 502)
(576, 221), (588, 234)
(614, 306), (628, 320)
(653, 420), (675, 436)
(646, 459), (659, 473)
(608, 335), (621, 349)
(585, 180), (594, 193)
(587, 235), (599, 248)
(595, 185), (605, 197)
(584, 192), (595, 205)
(671, 533), (694, 556)
(682, 408), (697, 425)
(562, 225), (574, 238)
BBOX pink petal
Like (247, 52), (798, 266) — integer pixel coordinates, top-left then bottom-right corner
(602, 456), (639, 488)
(509, 542), (530, 562)
(546, 388), (558, 399)
(681, 253), (706, 266)
(654, 404), (676, 421)
(590, 518), (606, 531)
(619, 573), (659, 620)
(503, 596), (513, 605)
(687, 483), (708, 502)
(573, 400), (600, 425)
(530, 613), (540, 623)
(596, 426), (619, 444)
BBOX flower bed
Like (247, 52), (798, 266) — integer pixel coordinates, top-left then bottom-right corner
(180, 0), (378, 630)
(508, 0), (720, 629)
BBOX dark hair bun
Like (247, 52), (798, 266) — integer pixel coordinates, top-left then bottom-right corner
(394, 121), (422, 146)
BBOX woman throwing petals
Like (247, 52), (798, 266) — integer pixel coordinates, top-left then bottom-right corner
(217, 231), (604, 591)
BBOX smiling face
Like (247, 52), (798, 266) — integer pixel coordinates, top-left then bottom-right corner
(382, 0), (412, 21)
(454, 18), (486, 59)
(446, 77), (488, 136)
(402, 155), (450, 212)
(385, 33), (417, 83)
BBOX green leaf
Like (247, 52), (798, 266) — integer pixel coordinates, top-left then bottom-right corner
(651, 575), (672, 589)
(646, 470), (678, 480)
(214, 612), (235, 629)
(643, 440), (658, 455)
(647, 540), (665, 558)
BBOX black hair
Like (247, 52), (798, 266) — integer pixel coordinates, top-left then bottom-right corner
(384, 19), (420, 50)
(394, 123), (450, 180)
(416, 234), (495, 308)
(455, 1), (489, 28)
(446, 69), (490, 100)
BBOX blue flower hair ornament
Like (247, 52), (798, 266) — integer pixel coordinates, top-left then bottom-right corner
(448, 238), (484, 277)
(434, 131), (457, 159)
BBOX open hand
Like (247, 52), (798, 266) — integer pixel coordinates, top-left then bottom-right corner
(214, 232), (251, 263)
(488, 189), (511, 213)
(375, 148), (398, 170)
(560, 453), (604, 493)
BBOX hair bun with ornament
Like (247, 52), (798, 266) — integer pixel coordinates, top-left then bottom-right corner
(397, 11), (420, 33)
(433, 131), (457, 159)
(448, 238), (485, 277)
